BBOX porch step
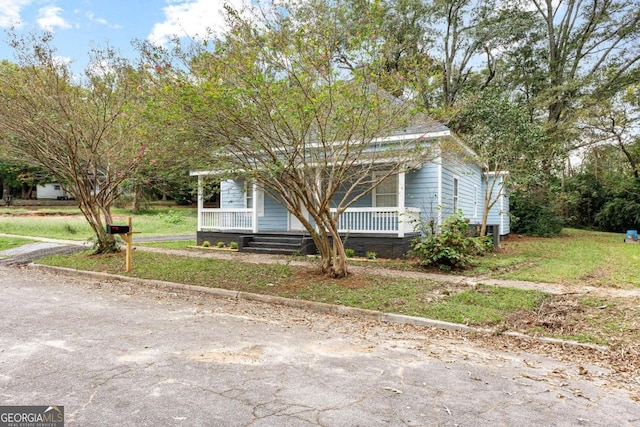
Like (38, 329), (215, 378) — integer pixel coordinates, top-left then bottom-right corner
(241, 246), (299, 255)
(242, 236), (305, 255)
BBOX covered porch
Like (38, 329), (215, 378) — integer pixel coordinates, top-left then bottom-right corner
(194, 171), (420, 238)
(197, 206), (420, 237)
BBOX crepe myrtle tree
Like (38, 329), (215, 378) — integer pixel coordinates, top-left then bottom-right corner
(145, 0), (444, 277)
(0, 33), (150, 253)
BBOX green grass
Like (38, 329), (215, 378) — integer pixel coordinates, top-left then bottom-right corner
(471, 228), (640, 288)
(348, 228), (640, 288)
(419, 286), (548, 325)
(0, 207), (196, 241)
(547, 332), (609, 346)
(135, 240), (197, 249)
(8, 231), (637, 346)
(37, 249), (549, 327)
(40, 250), (295, 291)
(3, 210), (639, 289)
(0, 236), (34, 252)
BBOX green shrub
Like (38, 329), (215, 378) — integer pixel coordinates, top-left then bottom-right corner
(510, 192), (563, 236)
(229, 241), (239, 250)
(345, 248), (355, 258)
(411, 211), (493, 269)
(202, 240), (210, 247)
(595, 197), (640, 232)
(217, 241), (225, 248)
(366, 251), (377, 260)
(63, 223), (78, 235)
(160, 209), (185, 225)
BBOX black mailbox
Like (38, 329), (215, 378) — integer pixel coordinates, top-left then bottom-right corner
(107, 224), (130, 234)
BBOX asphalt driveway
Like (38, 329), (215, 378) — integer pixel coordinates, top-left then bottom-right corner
(1, 265), (638, 426)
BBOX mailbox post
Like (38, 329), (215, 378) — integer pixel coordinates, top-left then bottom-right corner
(106, 216), (135, 272)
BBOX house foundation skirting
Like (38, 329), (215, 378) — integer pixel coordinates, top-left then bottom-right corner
(196, 231), (419, 259)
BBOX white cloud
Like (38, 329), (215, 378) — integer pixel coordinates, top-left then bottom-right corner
(86, 11), (122, 29)
(52, 54), (72, 66)
(147, 0), (245, 46)
(0, 0), (33, 28)
(86, 11), (106, 25)
(37, 5), (71, 31)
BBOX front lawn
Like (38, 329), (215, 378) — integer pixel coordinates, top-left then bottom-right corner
(471, 228), (640, 288)
(34, 249), (640, 350)
(0, 207), (196, 240)
(0, 236), (34, 252)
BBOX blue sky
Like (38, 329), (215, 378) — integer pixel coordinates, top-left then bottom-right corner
(0, 0), (242, 69)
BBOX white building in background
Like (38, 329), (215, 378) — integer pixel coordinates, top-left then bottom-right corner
(36, 183), (71, 200)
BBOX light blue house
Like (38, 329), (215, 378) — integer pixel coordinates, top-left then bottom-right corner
(191, 120), (509, 258)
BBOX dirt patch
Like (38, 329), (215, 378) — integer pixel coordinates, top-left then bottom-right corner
(503, 294), (640, 347)
(0, 212), (80, 217)
(506, 297), (585, 334)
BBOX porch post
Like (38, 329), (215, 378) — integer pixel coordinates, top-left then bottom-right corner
(252, 182), (258, 233)
(398, 171), (406, 238)
(197, 175), (203, 232)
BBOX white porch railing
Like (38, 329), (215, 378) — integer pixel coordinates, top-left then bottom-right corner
(200, 208), (254, 231)
(198, 207), (420, 237)
(331, 207), (420, 237)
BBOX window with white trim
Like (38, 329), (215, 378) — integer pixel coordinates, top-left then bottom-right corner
(453, 177), (459, 212)
(474, 184), (478, 217)
(244, 181), (253, 209)
(244, 180), (264, 216)
(373, 172), (398, 207)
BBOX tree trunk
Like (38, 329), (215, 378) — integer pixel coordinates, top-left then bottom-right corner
(21, 183), (29, 199)
(131, 184), (143, 213)
(324, 212), (349, 278)
(77, 198), (118, 254)
(480, 198), (490, 237)
(306, 212), (350, 278)
(330, 234), (348, 278)
(2, 181), (9, 202)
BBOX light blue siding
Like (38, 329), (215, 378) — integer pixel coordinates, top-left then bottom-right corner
(484, 174), (510, 235)
(258, 192), (288, 231)
(405, 165), (440, 223)
(220, 180), (245, 208)
(215, 150), (509, 236)
(332, 183), (371, 208)
(221, 180), (289, 231)
(440, 161), (482, 223)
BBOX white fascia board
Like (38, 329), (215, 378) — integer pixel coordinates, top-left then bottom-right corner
(190, 170), (219, 176)
(370, 130), (451, 144)
(190, 169), (248, 177)
(277, 130), (451, 151)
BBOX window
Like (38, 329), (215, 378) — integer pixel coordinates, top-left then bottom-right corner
(244, 180), (264, 216)
(373, 173), (398, 207)
(453, 177), (459, 212)
(244, 181), (253, 209)
(53, 184), (61, 191)
(474, 184), (478, 217)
